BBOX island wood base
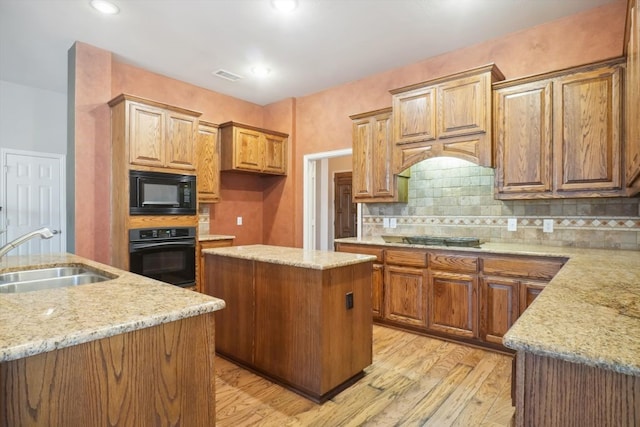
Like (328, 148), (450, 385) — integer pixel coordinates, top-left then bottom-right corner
(513, 351), (640, 426)
(0, 313), (217, 427)
(205, 253), (373, 403)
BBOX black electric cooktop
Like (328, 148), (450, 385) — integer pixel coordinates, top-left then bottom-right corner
(402, 236), (482, 248)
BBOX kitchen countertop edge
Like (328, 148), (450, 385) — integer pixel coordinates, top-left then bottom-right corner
(204, 244), (377, 269)
(0, 253), (225, 363)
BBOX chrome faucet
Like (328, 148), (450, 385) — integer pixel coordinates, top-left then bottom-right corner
(0, 228), (55, 258)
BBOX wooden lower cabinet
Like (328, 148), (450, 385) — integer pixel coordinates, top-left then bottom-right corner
(205, 253), (372, 402)
(372, 263), (384, 319)
(335, 242), (566, 351)
(384, 265), (428, 328)
(0, 313), (217, 427)
(480, 277), (520, 345)
(197, 238), (233, 292)
(205, 256), (254, 365)
(428, 271), (478, 339)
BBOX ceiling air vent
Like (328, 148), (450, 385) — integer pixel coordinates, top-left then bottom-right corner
(213, 69), (243, 82)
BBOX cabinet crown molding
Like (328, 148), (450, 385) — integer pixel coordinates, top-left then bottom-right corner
(108, 93), (202, 117)
(389, 63), (504, 95)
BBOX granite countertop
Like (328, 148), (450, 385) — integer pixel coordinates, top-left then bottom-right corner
(204, 244), (377, 270)
(199, 234), (236, 242)
(335, 237), (640, 377)
(0, 253), (225, 363)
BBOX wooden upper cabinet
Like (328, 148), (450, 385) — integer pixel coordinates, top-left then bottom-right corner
(493, 58), (625, 199)
(351, 108), (408, 203)
(219, 122), (288, 176)
(128, 102), (165, 167)
(109, 94), (200, 172)
(625, 0), (640, 195)
(390, 64), (504, 171)
(392, 88), (436, 144)
(494, 80), (553, 197)
(196, 121), (220, 203)
(165, 112), (198, 170)
(263, 133), (287, 174)
(438, 74), (487, 139)
(554, 65), (622, 193)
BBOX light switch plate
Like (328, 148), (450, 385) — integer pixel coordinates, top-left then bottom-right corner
(390, 218), (397, 228)
(507, 218), (517, 232)
(543, 219), (554, 233)
(237, 216), (243, 226)
(383, 218), (390, 228)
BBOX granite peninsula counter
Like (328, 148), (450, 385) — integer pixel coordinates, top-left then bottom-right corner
(203, 244), (376, 402)
(335, 237), (640, 426)
(0, 253), (225, 426)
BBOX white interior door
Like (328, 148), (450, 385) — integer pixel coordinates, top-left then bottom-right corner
(1, 149), (66, 256)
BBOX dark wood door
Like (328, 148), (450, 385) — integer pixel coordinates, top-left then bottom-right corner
(334, 172), (356, 238)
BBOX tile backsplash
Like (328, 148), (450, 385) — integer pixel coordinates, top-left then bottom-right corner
(363, 157), (640, 250)
(198, 205), (210, 235)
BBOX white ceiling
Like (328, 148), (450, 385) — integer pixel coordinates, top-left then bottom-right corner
(0, 0), (617, 106)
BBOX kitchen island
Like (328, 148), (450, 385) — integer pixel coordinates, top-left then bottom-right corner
(203, 244), (376, 403)
(0, 253), (225, 427)
(336, 237), (640, 426)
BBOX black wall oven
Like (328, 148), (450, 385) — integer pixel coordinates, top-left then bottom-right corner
(130, 170), (196, 215)
(129, 227), (196, 287)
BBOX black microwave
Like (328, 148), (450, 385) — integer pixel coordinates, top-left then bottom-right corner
(129, 170), (196, 215)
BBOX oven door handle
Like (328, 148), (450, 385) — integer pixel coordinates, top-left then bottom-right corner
(130, 241), (195, 251)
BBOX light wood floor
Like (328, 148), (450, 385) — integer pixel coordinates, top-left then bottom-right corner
(215, 325), (515, 426)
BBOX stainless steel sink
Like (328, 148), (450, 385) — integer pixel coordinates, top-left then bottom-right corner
(0, 266), (115, 293)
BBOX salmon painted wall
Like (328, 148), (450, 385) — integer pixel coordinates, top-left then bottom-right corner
(290, 1), (628, 246)
(71, 42), (112, 262)
(72, 1), (627, 259)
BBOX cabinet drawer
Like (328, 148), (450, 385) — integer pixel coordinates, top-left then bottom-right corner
(429, 252), (478, 273)
(482, 256), (565, 281)
(385, 249), (427, 267)
(336, 244), (384, 263)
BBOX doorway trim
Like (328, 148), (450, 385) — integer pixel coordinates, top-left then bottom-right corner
(303, 148), (356, 250)
(0, 148), (67, 251)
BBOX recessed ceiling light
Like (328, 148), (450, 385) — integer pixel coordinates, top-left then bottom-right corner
(271, 0), (298, 13)
(251, 66), (271, 78)
(90, 0), (120, 15)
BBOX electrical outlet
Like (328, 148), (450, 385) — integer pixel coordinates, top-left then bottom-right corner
(543, 219), (554, 233)
(507, 218), (517, 232)
(236, 216), (243, 226)
(390, 218), (397, 228)
(345, 292), (354, 310)
(383, 218), (390, 228)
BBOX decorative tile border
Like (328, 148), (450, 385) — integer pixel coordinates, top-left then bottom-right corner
(363, 216), (640, 230)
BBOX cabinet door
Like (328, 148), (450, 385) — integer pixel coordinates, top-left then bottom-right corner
(263, 134), (287, 174)
(626, 0), (640, 191)
(494, 80), (553, 196)
(198, 239), (232, 293)
(352, 117), (373, 199)
(234, 127), (263, 171)
(428, 271), (478, 338)
(129, 102), (165, 167)
(196, 124), (220, 203)
(480, 276), (519, 345)
(520, 280), (547, 313)
(392, 87), (437, 145)
(165, 112), (197, 170)
(372, 263), (384, 319)
(372, 112), (394, 198)
(437, 74), (487, 139)
(554, 66), (622, 192)
(384, 265), (428, 328)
